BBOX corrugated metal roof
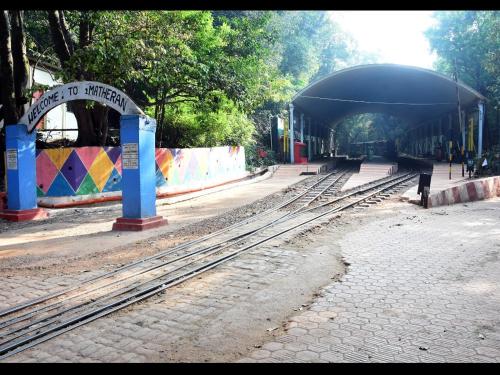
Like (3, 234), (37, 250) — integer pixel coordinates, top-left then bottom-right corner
(292, 64), (486, 126)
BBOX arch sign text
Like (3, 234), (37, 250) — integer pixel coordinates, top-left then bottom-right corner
(19, 81), (144, 133)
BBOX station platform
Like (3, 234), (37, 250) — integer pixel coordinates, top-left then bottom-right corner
(341, 158), (398, 191)
(401, 162), (500, 207)
(273, 161), (335, 176)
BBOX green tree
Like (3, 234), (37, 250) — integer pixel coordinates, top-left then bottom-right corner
(426, 11), (500, 146)
(0, 10), (30, 190)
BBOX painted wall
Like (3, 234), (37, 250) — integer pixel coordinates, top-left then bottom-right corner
(35, 146), (246, 200)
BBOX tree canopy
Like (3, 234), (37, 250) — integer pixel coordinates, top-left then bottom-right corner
(7, 10), (360, 149)
(426, 10), (499, 147)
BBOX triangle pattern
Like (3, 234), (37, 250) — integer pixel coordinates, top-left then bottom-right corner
(88, 148), (115, 192)
(45, 148), (73, 170)
(157, 149), (173, 179)
(104, 146), (121, 164)
(156, 166), (168, 187)
(76, 174), (99, 195)
(114, 155), (122, 176)
(60, 150), (87, 192)
(36, 186), (45, 197)
(102, 168), (122, 192)
(36, 151), (59, 194)
(46, 172), (75, 197)
(75, 147), (102, 171)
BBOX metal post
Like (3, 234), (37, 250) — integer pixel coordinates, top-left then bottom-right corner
(269, 116), (273, 151)
(461, 112), (466, 177)
(307, 118), (311, 162)
(478, 101), (484, 159)
(453, 57), (465, 176)
(449, 114), (453, 180)
(289, 103), (294, 164)
(300, 113), (304, 143)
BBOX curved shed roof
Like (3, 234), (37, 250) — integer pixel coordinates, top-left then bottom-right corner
(291, 64), (486, 126)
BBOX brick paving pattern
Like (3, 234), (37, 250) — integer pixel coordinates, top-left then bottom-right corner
(1, 199), (499, 362)
(240, 200), (500, 362)
(2, 220), (340, 362)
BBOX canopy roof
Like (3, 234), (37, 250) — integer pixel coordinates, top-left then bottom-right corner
(292, 64), (486, 126)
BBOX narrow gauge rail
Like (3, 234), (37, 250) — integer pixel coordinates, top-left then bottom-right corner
(0, 167), (346, 320)
(0, 169), (351, 337)
(0, 170), (350, 336)
(0, 169), (417, 359)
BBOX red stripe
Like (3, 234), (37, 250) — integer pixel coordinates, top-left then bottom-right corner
(452, 187), (461, 203)
(481, 181), (491, 199)
(466, 182), (478, 201)
(440, 190), (447, 205)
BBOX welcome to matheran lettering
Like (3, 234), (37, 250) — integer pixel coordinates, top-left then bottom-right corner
(20, 81), (143, 132)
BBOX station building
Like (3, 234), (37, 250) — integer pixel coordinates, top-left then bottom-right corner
(274, 64), (488, 164)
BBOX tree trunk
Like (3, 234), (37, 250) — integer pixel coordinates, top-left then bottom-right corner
(47, 10), (72, 64)
(0, 11), (30, 190)
(10, 10), (30, 119)
(0, 10), (17, 125)
(48, 10), (112, 146)
(69, 100), (109, 146)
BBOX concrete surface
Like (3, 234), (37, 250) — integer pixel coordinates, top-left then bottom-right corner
(240, 198), (500, 362)
(341, 158), (398, 191)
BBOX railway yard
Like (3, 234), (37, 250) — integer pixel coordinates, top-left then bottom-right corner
(0, 162), (499, 362)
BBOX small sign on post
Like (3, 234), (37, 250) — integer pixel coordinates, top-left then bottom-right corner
(6, 149), (18, 170)
(122, 143), (139, 169)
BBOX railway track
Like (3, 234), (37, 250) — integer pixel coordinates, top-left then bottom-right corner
(0, 167), (418, 359)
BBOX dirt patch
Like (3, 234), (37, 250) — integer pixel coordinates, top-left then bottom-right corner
(0, 175), (323, 277)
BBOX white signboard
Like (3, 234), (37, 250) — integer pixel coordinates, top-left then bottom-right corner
(6, 149), (18, 170)
(19, 81), (144, 133)
(122, 143), (139, 169)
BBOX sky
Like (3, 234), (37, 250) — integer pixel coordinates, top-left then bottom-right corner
(329, 11), (439, 69)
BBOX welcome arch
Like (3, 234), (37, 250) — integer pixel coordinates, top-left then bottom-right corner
(1, 81), (167, 230)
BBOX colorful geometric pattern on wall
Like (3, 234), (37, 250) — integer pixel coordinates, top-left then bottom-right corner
(36, 146), (245, 197)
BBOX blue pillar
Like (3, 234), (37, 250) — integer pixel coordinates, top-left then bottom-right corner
(5, 124), (37, 210)
(0, 124), (47, 222)
(121, 115), (157, 218)
(113, 115), (167, 231)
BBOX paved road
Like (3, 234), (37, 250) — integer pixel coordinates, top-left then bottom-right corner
(2, 196), (499, 362)
(240, 198), (500, 362)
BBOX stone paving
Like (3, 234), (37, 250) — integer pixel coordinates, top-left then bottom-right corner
(2, 216), (344, 363)
(2, 197), (500, 362)
(240, 198), (500, 362)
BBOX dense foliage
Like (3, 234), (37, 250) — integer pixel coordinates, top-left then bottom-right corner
(16, 10), (360, 150)
(426, 11), (500, 147)
(7, 10), (496, 170)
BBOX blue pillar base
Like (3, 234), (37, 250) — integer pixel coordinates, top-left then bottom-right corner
(0, 208), (48, 222)
(112, 216), (167, 231)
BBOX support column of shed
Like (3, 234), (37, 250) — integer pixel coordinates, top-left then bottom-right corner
(300, 113), (304, 143)
(478, 101), (485, 159)
(289, 104), (295, 164)
(307, 117), (312, 161)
